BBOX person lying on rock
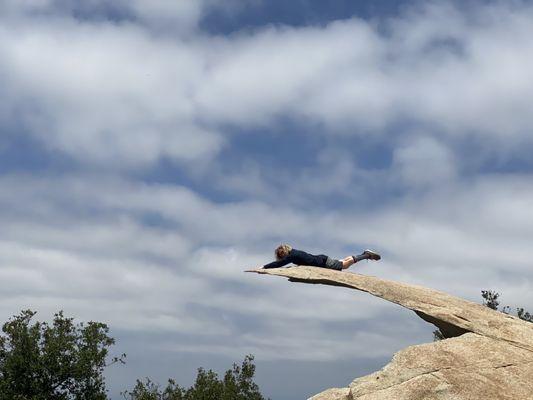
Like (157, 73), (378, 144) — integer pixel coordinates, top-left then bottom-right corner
(261, 244), (381, 270)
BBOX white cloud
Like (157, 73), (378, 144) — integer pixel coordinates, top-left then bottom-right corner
(130, 0), (203, 30)
(0, 0), (206, 29)
(193, 1), (533, 143)
(2, 2), (533, 168)
(0, 17), (225, 167)
(393, 136), (456, 188)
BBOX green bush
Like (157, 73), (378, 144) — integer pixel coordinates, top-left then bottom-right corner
(123, 355), (268, 400)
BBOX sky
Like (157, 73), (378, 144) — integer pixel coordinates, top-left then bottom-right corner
(1, 0), (533, 399)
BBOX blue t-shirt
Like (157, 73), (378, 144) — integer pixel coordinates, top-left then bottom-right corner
(263, 249), (328, 269)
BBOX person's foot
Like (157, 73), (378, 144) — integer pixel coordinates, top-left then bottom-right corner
(363, 249), (381, 261)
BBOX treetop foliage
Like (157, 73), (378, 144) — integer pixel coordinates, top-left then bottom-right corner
(122, 355), (268, 400)
(0, 309), (125, 400)
(481, 290), (500, 310)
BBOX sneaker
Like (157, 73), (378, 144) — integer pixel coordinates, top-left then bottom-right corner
(363, 249), (381, 261)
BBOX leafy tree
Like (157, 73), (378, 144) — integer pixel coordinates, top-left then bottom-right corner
(0, 309), (125, 400)
(481, 290), (500, 310)
(479, 289), (532, 321)
(434, 290), (532, 340)
(122, 378), (184, 400)
(123, 355), (268, 400)
(517, 307), (533, 322)
(432, 329), (445, 342)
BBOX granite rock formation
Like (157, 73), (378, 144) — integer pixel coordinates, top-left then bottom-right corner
(247, 266), (533, 400)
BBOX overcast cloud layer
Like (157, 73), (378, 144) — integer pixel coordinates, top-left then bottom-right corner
(1, 1), (532, 399)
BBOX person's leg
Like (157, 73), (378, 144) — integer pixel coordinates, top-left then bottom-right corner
(341, 250), (381, 269)
(341, 256), (355, 269)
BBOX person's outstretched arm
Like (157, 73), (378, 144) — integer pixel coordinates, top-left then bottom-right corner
(263, 255), (292, 269)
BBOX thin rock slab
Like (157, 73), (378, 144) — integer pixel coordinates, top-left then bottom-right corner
(247, 267), (533, 350)
(248, 266), (533, 399)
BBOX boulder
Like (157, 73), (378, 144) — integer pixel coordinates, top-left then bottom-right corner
(247, 266), (533, 400)
(309, 388), (351, 400)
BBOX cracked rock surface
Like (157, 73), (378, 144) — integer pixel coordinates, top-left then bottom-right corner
(247, 266), (533, 400)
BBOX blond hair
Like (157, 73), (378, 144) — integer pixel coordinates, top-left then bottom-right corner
(275, 244), (292, 260)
